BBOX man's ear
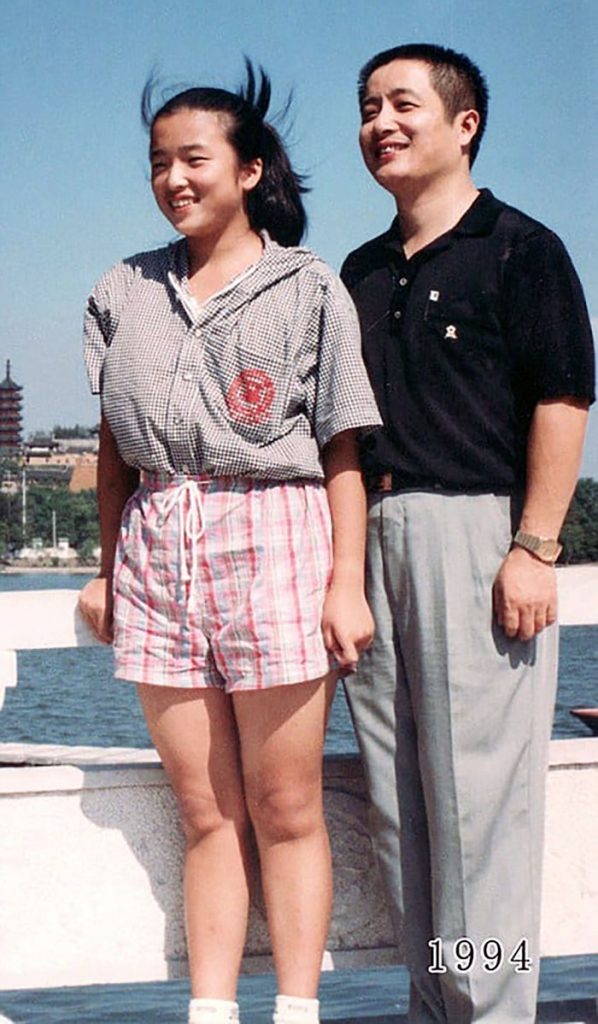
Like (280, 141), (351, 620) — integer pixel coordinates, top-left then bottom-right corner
(458, 108), (480, 149)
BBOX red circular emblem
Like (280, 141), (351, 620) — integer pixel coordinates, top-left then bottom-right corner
(226, 369), (275, 424)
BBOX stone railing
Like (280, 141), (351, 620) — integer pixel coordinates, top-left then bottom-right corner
(0, 567), (597, 991)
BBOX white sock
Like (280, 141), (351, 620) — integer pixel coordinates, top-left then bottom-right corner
(273, 995), (320, 1024)
(188, 998), (239, 1024)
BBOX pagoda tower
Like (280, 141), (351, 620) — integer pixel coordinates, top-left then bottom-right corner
(0, 360), (23, 455)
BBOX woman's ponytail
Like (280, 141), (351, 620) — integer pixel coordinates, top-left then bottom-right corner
(247, 119), (307, 246)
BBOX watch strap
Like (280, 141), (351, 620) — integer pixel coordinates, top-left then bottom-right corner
(512, 530), (562, 564)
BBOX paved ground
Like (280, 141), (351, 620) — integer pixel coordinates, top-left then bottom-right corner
(1, 962), (597, 1023)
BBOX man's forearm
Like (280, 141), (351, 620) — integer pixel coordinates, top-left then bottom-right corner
(493, 396), (589, 640)
(518, 397), (589, 538)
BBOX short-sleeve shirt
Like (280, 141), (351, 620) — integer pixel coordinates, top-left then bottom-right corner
(84, 233), (381, 480)
(341, 189), (595, 496)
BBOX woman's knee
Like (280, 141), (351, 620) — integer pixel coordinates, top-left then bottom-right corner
(176, 788), (249, 847)
(246, 778), (324, 843)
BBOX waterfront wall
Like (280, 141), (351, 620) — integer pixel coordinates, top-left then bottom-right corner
(0, 572), (596, 991)
(0, 739), (597, 990)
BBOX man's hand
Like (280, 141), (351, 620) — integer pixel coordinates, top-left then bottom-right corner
(492, 546), (557, 642)
(78, 575), (114, 644)
(322, 583), (374, 672)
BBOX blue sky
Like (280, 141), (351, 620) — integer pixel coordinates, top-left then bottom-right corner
(1, 0), (597, 475)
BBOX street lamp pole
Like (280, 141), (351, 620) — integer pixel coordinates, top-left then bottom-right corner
(21, 465), (26, 544)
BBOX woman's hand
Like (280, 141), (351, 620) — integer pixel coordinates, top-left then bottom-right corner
(320, 429), (374, 672)
(78, 575), (114, 644)
(321, 582), (374, 672)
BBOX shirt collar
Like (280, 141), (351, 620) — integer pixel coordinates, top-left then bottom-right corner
(167, 229), (306, 284)
(385, 188), (503, 255)
(451, 188), (503, 236)
(165, 230), (317, 324)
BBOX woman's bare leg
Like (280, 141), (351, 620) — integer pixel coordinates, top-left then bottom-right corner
(138, 684), (250, 1000)
(233, 674), (337, 998)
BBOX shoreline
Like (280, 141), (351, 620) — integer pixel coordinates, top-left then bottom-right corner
(0, 566), (96, 575)
(2, 563), (597, 576)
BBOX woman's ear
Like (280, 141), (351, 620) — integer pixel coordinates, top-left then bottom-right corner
(241, 158), (263, 193)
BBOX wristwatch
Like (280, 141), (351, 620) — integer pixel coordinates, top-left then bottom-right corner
(512, 530), (562, 564)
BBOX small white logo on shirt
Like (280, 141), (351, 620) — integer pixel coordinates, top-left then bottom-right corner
(444, 324), (458, 340)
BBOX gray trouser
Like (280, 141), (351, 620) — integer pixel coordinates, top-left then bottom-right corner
(344, 492), (558, 1024)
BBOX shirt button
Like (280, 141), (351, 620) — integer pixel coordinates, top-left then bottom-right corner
(181, 463), (190, 474)
(393, 310), (402, 320)
(182, 372), (192, 382)
(398, 277), (408, 286)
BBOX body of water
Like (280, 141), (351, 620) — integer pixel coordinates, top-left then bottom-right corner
(0, 572), (595, 748)
(0, 572), (596, 1022)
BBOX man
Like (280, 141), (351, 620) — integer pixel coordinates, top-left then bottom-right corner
(341, 44), (594, 1023)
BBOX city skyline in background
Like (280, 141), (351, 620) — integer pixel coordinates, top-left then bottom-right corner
(1, 0), (596, 475)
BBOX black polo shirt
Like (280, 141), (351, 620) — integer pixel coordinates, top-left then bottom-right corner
(341, 189), (595, 496)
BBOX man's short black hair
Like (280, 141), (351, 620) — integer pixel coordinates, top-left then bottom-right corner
(358, 43), (489, 166)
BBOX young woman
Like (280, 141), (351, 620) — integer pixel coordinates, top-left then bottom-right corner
(78, 61), (380, 1024)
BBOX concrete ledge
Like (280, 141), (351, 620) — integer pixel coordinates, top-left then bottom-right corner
(2, 736), (595, 771)
(0, 742), (596, 990)
(0, 589), (101, 650)
(0, 742), (161, 767)
(542, 740), (598, 958)
(548, 737), (598, 767)
(556, 564), (598, 626)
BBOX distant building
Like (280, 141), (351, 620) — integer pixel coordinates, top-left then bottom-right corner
(24, 434), (60, 460)
(58, 436), (99, 455)
(0, 360), (23, 455)
(23, 432), (98, 491)
(16, 536), (78, 565)
(68, 461), (98, 492)
(24, 433), (99, 459)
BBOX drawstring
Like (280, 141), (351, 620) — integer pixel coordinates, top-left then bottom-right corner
(156, 480), (205, 608)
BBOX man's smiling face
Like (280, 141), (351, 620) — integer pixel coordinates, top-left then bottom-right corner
(358, 59), (472, 196)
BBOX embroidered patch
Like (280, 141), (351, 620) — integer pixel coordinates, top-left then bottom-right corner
(226, 369), (275, 424)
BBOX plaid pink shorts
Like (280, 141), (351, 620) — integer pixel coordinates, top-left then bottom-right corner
(113, 474), (335, 690)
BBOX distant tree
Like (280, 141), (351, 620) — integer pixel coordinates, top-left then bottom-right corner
(560, 477), (598, 564)
(52, 424), (98, 439)
(0, 456), (20, 476)
(22, 485), (99, 549)
(78, 537), (99, 565)
(2, 468), (595, 564)
(0, 517), (14, 557)
(0, 501), (21, 552)
(65, 490), (100, 549)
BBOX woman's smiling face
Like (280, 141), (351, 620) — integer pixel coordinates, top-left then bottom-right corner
(150, 107), (262, 244)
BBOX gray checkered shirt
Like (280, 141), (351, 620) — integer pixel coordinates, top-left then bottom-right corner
(84, 233), (381, 480)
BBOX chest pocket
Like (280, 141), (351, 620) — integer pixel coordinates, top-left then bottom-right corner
(203, 331), (293, 446)
(423, 293), (502, 368)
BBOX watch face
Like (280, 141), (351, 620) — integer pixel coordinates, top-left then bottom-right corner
(537, 540), (562, 562)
